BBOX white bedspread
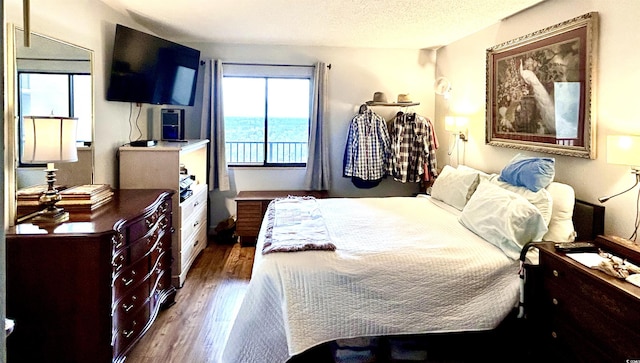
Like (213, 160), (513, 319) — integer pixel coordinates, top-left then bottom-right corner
(221, 196), (520, 363)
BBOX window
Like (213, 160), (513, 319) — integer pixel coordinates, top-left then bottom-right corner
(222, 64), (312, 166)
(18, 72), (92, 164)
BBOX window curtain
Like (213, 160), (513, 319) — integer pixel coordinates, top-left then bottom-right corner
(303, 62), (330, 190)
(200, 59), (230, 191)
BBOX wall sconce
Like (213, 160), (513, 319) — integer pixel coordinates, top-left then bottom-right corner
(22, 116), (78, 223)
(599, 135), (640, 241)
(599, 135), (640, 203)
(445, 116), (468, 141)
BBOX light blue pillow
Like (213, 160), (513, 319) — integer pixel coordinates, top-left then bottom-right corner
(499, 155), (555, 192)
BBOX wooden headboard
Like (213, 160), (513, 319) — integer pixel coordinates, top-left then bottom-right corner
(573, 199), (605, 241)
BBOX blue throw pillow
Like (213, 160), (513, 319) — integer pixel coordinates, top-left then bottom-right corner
(499, 155), (555, 192)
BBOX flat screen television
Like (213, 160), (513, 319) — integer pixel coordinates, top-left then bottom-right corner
(106, 24), (201, 106)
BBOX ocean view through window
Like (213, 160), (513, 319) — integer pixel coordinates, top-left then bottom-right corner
(223, 69), (311, 166)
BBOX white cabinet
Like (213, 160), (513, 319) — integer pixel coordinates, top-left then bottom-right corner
(119, 139), (209, 287)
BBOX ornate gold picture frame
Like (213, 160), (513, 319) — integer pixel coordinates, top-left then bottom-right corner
(486, 12), (598, 159)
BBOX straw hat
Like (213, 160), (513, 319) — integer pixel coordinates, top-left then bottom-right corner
(397, 93), (412, 103)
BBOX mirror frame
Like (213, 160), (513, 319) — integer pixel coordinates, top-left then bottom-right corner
(5, 24), (95, 226)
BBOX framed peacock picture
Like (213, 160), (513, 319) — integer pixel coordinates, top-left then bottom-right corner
(485, 12), (598, 159)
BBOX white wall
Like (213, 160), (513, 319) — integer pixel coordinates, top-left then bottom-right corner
(435, 0), (640, 237)
(187, 43), (436, 223)
(5, 0), (164, 188)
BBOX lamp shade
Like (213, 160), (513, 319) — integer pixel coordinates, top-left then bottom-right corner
(22, 116), (78, 163)
(607, 135), (640, 167)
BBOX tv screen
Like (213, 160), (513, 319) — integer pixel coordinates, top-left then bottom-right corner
(106, 24), (201, 106)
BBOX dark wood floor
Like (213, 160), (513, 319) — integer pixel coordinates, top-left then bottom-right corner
(125, 241), (255, 363)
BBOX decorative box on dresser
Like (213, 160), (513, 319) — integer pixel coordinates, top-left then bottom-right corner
(235, 190), (329, 246)
(537, 235), (640, 362)
(119, 139), (209, 287)
(6, 189), (176, 363)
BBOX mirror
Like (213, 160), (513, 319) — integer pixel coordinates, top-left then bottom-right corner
(6, 25), (95, 224)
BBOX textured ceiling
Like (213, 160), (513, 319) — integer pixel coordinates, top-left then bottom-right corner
(98, 0), (545, 49)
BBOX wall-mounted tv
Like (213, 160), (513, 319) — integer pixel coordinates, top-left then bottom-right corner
(106, 24), (201, 106)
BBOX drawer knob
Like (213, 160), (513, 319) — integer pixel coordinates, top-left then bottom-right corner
(552, 298), (558, 305)
(113, 234), (125, 250)
(123, 271), (136, 286)
(123, 321), (137, 339)
(123, 296), (137, 312)
(193, 239), (199, 247)
(552, 270), (559, 277)
(551, 331), (558, 339)
(113, 255), (126, 270)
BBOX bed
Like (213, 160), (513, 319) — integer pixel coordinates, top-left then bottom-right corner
(221, 161), (604, 363)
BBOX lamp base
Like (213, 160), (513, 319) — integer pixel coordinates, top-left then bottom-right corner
(31, 165), (69, 225)
(31, 207), (69, 224)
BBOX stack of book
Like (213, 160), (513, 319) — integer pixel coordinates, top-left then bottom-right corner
(16, 184), (68, 216)
(16, 184), (113, 217)
(58, 184), (114, 212)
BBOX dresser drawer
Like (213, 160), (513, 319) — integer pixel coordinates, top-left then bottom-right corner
(182, 221), (207, 267)
(181, 185), (207, 222)
(113, 301), (151, 357)
(150, 268), (171, 313)
(182, 203), (206, 242)
(112, 227), (162, 276)
(113, 278), (151, 329)
(113, 255), (151, 300)
(545, 277), (640, 361)
(151, 252), (171, 293)
(547, 312), (613, 362)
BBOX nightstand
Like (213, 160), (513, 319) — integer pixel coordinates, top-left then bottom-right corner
(235, 190), (328, 246)
(537, 235), (640, 362)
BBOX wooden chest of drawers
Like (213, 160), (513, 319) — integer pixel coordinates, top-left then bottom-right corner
(235, 190), (328, 246)
(537, 236), (640, 362)
(6, 189), (176, 363)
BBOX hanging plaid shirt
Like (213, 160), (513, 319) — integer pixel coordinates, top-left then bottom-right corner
(343, 110), (390, 181)
(388, 113), (437, 183)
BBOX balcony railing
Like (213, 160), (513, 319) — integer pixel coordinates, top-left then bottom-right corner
(226, 141), (308, 164)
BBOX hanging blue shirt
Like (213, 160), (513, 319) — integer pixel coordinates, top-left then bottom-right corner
(343, 110), (391, 181)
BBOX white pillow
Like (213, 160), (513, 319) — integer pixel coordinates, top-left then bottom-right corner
(489, 177), (553, 226)
(456, 165), (494, 183)
(543, 182), (577, 242)
(459, 181), (549, 260)
(430, 165), (480, 210)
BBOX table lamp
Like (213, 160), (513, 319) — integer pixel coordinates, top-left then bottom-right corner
(22, 116), (78, 223)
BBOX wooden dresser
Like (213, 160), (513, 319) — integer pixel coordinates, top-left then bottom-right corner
(235, 190), (328, 246)
(6, 189), (176, 363)
(537, 235), (640, 362)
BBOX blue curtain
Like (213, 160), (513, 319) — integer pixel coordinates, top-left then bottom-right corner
(199, 59), (230, 191)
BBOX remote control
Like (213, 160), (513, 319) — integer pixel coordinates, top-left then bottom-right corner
(554, 242), (597, 252)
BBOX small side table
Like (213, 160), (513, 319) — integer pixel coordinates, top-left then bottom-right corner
(235, 190), (329, 246)
(536, 235), (640, 361)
